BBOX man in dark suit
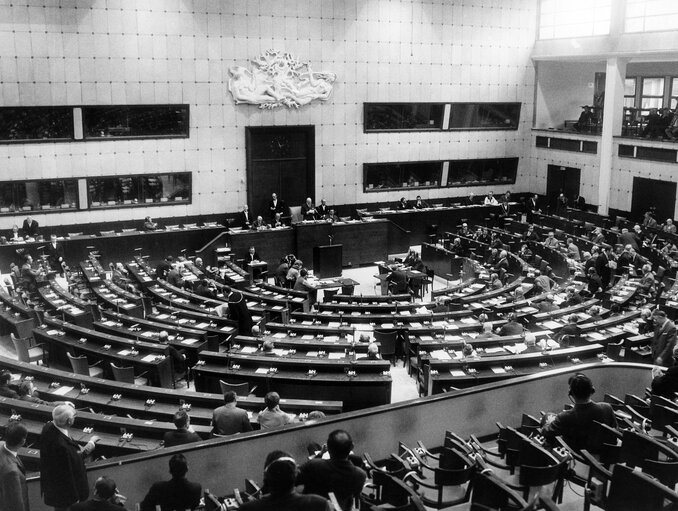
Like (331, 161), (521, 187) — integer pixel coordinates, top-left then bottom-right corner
(413, 195), (428, 209)
(240, 205), (252, 229)
(228, 289), (254, 335)
(268, 193), (286, 220)
(595, 245), (614, 290)
(46, 234), (65, 270)
(163, 410), (201, 448)
(40, 403), (100, 511)
(316, 198), (329, 219)
(211, 391), (253, 436)
(0, 421), (29, 511)
(526, 194), (539, 222)
(21, 216), (38, 238)
(155, 256), (173, 280)
(464, 192), (476, 206)
(651, 309), (676, 367)
(69, 476), (128, 511)
(301, 198), (318, 220)
(139, 454), (201, 511)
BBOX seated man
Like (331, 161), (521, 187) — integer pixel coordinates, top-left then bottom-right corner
(386, 269), (409, 295)
(497, 313), (523, 336)
(158, 330), (187, 377)
(257, 392), (293, 430)
(139, 454), (201, 511)
(163, 410), (201, 448)
(543, 231), (560, 249)
(294, 269), (318, 306)
(143, 216), (158, 231)
(650, 364), (678, 399)
(298, 430), (367, 511)
(212, 391), (253, 436)
(556, 314), (581, 343)
(239, 453), (331, 511)
(301, 198), (317, 221)
(541, 373), (617, 452)
(70, 476), (128, 511)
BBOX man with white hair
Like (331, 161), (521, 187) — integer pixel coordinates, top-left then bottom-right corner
(40, 402), (100, 510)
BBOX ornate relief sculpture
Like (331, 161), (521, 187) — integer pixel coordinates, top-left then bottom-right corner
(228, 49), (336, 109)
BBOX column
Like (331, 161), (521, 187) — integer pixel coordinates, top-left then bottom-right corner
(597, 57), (628, 216)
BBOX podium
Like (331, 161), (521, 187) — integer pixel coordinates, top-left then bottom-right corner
(313, 244), (342, 278)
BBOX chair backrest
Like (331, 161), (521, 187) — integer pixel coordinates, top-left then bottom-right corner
(607, 462), (678, 511)
(471, 470), (528, 510)
(219, 380), (249, 396)
(606, 340), (624, 359)
(110, 362), (135, 384)
(67, 353), (91, 375)
(10, 333), (31, 363)
(289, 206), (302, 223)
(374, 330), (398, 357)
(620, 429), (676, 468)
(370, 471), (426, 511)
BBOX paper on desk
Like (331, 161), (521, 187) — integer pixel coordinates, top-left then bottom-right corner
(255, 368), (269, 374)
(460, 317), (476, 324)
(306, 351), (318, 357)
(430, 349), (451, 360)
(103, 320), (117, 326)
(328, 353), (344, 359)
(272, 306), (284, 311)
(46, 330), (60, 336)
(272, 349), (287, 356)
(491, 366), (506, 374)
(141, 354), (157, 362)
(181, 338), (200, 345)
(177, 319), (188, 324)
(196, 322), (209, 329)
(542, 320), (562, 329)
(301, 335), (314, 340)
(400, 310), (411, 315)
(588, 332), (605, 340)
(274, 333), (287, 338)
(156, 314), (169, 319)
(328, 322), (341, 327)
(416, 306), (429, 314)
(118, 350), (131, 356)
(450, 370), (465, 376)
(546, 339), (560, 349)
(419, 335), (434, 341)
(241, 347), (257, 354)
(324, 336), (339, 342)
(141, 331), (154, 337)
(302, 321), (313, 325)
(505, 343), (527, 354)
(409, 322), (422, 328)
(51, 386), (74, 396)
(432, 321), (447, 327)
(380, 323), (395, 328)
(484, 347), (505, 354)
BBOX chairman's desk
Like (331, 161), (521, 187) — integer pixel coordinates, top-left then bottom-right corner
(225, 219), (410, 273)
(364, 204), (505, 244)
(0, 355), (342, 430)
(193, 350), (392, 411)
(0, 225), (226, 269)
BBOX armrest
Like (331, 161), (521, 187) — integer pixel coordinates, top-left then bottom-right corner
(580, 449), (612, 480)
(469, 435), (502, 459)
(553, 436), (584, 464)
(403, 472), (437, 490)
(416, 441), (440, 461)
(248, 385), (258, 396)
(90, 360), (103, 368)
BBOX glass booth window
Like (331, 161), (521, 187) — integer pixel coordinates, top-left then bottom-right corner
(83, 105), (189, 139)
(364, 104), (445, 131)
(448, 103), (520, 130)
(0, 107), (74, 142)
(88, 172), (191, 208)
(445, 158), (518, 187)
(641, 77), (665, 113)
(364, 162), (442, 190)
(0, 179), (78, 213)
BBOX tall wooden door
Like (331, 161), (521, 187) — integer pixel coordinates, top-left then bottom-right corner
(546, 164), (581, 209)
(246, 126), (315, 220)
(631, 176), (676, 222)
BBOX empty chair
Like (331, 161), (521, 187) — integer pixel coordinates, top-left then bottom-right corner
(362, 470), (426, 511)
(374, 330), (398, 365)
(110, 362), (148, 385)
(11, 333), (45, 365)
(67, 352), (104, 378)
(469, 469), (529, 511)
(219, 380), (254, 396)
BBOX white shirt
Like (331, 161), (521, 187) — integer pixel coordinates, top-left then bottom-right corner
(484, 196), (499, 205)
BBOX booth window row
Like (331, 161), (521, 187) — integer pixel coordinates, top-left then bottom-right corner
(0, 104), (189, 143)
(363, 102), (521, 132)
(363, 157), (518, 192)
(0, 172), (192, 215)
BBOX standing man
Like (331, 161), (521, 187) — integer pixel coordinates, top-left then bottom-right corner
(316, 199), (329, 219)
(22, 216), (39, 238)
(212, 391), (253, 435)
(40, 402), (100, 511)
(46, 234), (65, 271)
(651, 309), (676, 367)
(240, 205), (252, 229)
(595, 245), (614, 290)
(268, 193), (286, 220)
(0, 421), (29, 511)
(228, 289), (254, 335)
(526, 194), (540, 222)
(298, 430), (367, 511)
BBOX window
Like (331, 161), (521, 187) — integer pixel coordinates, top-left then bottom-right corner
(539, 0), (611, 40)
(624, 78), (637, 109)
(640, 77), (665, 114)
(82, 105), (189, 139)
(364, 162), (442, 191)
(364, 104), (445, 131)
(0, 179), (79, 214)
(87, 172), (192, 208)
(448, 103), (521, 130)
(670, 78), (678, 110)
(0, 107), (74, 143)
(445, 158), (518, 187)
(625, 0), (678, 33)
(364, 103), (521, 132)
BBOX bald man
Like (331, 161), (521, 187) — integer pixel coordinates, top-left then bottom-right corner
(40, 403), (100, 511)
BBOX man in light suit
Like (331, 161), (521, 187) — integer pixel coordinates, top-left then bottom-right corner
(0, 421), (29, 511)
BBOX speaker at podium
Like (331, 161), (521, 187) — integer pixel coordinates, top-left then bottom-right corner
(313, 244), (342, 278)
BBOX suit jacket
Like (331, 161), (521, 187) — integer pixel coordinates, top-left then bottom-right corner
(139, 477), (201, 511)
(652, 319), (677, 366)
(46, 241), (65, 268)
(212, 404), (253, 435)
(162, 429), (202, 448)
(301, 203), (317, 220)
(69, 498), (129, 511)
(21, 219), (38, 238)
(268, 199), (286, 218)
(316, 204), (329, 218)
(241, 210), (252, 228)
(0, 443), (28, 511)
(40, 421), (89, 507)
